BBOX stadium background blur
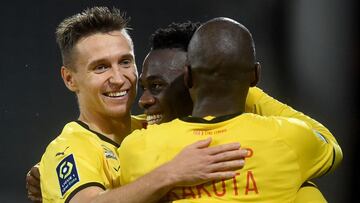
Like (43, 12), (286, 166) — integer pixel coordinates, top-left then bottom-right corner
(0, 0), (358, 202)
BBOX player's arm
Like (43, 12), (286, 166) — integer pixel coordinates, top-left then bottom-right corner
(41, 138), (245, 203)
(279, 118), (335, 180)
(39, 137), (111, 203)
(246, 87), (342, 171)
(295, 182), (327, 203)
(86, 138), (245, 203)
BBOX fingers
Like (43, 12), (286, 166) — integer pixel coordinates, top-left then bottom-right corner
(26, 163), (42, 202)
(27, 184), (42, 196)
(27, 181), (42, 202)
(26, 172), (40, 187)
(206, 171), (239, 182)
(30, 164), (41, 181)
(28, 193), (42, 202)
(189, 137), (212, 149)
(212, 149), (248, 163)
(209, 159), (245, 172)
(206, 142), (241, 155)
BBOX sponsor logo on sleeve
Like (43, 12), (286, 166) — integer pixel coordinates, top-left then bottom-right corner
(56, 154), (80, 196)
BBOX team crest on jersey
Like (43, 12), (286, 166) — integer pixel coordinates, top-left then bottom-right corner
(56, 154), (79, 196)
(102, 145), (117, 160)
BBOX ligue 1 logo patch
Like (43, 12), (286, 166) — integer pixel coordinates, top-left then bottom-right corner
(56, 154), (80, 196)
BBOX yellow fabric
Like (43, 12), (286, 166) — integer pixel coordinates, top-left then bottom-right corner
(295, 184), (327, 203)
(246, 87), (342, 172)
(119, 114), (335, 202)
(39, 117), (144, 203)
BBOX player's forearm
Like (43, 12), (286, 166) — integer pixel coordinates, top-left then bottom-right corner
(91, 165), (174, 203)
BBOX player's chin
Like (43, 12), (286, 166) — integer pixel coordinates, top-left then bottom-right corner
(105, 105), (131, 118)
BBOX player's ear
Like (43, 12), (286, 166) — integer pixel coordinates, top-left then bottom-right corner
(184, 65), (193, 88)
(61, 66), (78, 92)
(250, 62), (261, 87)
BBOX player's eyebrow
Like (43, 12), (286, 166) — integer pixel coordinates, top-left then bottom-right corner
(87, 59), (108, 68)
(145, 75), (165, 81)
(87, 53), (135, 68)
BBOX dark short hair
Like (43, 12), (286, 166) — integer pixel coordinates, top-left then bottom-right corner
(56, 6), (129, 68)
(150, 21), (201, 51)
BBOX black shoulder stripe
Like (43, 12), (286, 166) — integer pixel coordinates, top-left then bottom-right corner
(322, 147), (336, 176)
(300, 181), (318, 188)
(65, 182), (106, 203)
(75, 120), (120, 148)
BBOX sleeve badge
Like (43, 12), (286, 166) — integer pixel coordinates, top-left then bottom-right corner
(56, 154), (80, 196)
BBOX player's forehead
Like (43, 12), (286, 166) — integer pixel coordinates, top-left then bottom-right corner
(142, 48), (186, 77)
(74, 31), (134, 67)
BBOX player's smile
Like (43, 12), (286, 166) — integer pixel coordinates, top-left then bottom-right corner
(103, 90), (129, 98)
(139, 48), (192, 125)
(146, 113), (163, 125)
(70, 30), (138, 119)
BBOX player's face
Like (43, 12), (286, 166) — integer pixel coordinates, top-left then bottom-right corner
(138, 49), (192, 124)
(70, 31), (137, 119)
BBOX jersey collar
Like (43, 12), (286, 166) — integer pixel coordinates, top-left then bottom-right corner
(179, 112), (242, 124)
(75, 120), (120, 148)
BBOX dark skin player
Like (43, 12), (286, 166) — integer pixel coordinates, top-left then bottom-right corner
(138, 21), (329, 202)
(27, 21), (330, 202)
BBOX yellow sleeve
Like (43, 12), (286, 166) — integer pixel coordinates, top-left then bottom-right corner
(39, 138), (105, 203)
(277, 118), (334, 181)
(246, 87), (342, 172)
(295, 182), (327, 203)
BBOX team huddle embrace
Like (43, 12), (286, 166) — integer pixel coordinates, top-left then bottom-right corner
(25, 6), (342, 203)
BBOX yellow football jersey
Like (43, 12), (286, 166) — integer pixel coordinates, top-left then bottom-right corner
(119, 114), (336, 203)
(39, 116), (144, 203)
(246, 87), (342, 172)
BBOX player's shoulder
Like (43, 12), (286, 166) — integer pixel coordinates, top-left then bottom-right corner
(122, 120), (177, 146)
(248, 86), (264, 96)
(43, 121), (101, 155)
(273, 116), (311, 130)
(240, 113), (284, 125)
(269, 116), (316, 141)
(243, 114), (311, 132)
(246, 86), (265, 102)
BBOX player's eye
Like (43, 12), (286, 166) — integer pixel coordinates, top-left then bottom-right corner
(93, 65), (109, 74)
(149, 82), (165, 94)
(152, 84), (162, 89)
(120, 59), (132, 67)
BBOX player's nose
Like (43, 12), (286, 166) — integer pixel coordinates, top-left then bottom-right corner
(139, 90), (155, 110)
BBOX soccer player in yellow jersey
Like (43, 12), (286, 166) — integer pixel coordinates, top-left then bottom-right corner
(26, 10), (341, 203)
(137, 21), (342, 202)
(36, 7), (248, 203)
(119, 18), (342, 202)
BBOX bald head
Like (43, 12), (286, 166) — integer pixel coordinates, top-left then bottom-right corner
(188, 17), (256, 80)
(186, 17), (259, 117)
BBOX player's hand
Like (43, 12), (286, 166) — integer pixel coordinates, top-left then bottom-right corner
(26, 163), (42, 202)
(162, 137), (248, 186)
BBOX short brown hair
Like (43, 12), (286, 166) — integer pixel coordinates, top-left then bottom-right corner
(56, 6), (129, 68)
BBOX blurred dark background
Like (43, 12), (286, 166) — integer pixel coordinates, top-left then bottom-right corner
(0, 0), (358, 202)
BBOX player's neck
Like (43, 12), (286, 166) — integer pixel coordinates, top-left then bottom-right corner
(192, 96), (246, 118)
(78, 112), (131, 145)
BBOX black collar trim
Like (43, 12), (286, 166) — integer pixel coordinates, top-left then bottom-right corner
(179, 112), (242, 124)
(75, 120), (120, 148)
